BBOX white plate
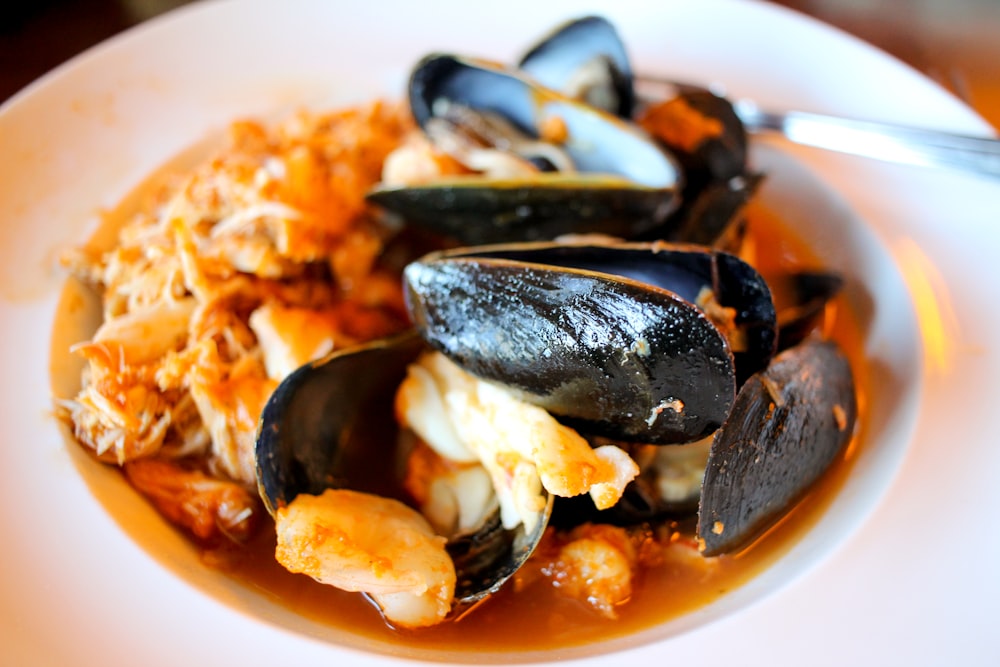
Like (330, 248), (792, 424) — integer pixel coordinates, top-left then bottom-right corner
(2, 0), (998, 665)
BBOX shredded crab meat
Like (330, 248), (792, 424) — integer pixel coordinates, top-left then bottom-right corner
(396, 351), (640, 532)
(403, 440), (499, 537)
(274, 489), (456, 629)
(57, 101), (413, 541)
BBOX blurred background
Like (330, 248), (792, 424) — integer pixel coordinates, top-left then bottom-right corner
(2, 0), (999, 128)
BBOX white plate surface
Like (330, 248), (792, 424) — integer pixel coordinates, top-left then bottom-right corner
(1, 1), (998, 665)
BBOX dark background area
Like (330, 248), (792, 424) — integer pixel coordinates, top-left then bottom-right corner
(1, 0), (185, 101)
(2, 0), (998, 128)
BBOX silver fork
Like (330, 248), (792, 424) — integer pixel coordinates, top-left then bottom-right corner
(637, 76), (1000, 180)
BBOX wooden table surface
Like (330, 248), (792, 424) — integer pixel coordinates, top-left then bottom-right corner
(3, 0), (998, 128)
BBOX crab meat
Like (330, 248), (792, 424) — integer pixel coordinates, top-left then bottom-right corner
(396, 351), (639, 532)
(248, 303), (342, 381)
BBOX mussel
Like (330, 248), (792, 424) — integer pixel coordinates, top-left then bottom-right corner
(367, 54), (683, 244)
(515, 15), (761, 249)
(403, 241), (777, 443)
(517, 15), (635, 118)
(255, 331), (553, 610)
(699, 337), (857, 555)
(516, 16), (752, 192)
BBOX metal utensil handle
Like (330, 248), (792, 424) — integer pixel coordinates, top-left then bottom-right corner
(734, 101), (1000, 179)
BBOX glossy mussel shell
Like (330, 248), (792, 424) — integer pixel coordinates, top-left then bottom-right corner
(254, 330), (553, 606)
(698, 337), (857, 555)
(255, 332), (425, 515)
(403, 241), (777, 445)
(368, 174), (679, 245)
(406, 54), (675, 186)
(517, 15), (635, 117)
(367, 54), (683, 244)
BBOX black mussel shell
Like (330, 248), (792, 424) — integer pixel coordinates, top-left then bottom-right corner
(698, 337), (857, 556)
(408, 54), (679, 188)
(254, 330), (553, 607)
(449, 496), (553, 604)
(255, 331), (424, 515)
(454, 241), (777, 383)
(771, 271), (845, 351)
(403, 242), (773, 444)
(371, 53), (684, 244)
(368, 174), (679, 245)
(517, 15), (635, 117)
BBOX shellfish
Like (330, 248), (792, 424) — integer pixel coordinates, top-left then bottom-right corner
(367, 54), (684, 244)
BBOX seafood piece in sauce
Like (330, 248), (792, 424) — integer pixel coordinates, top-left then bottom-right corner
(396, 350), (640, 529)
(274, 488), (456, 628)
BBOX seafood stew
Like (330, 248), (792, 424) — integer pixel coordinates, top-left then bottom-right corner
(55, 14), (866, 655)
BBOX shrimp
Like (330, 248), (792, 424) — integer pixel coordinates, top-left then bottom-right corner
(274, 488), (456, 628)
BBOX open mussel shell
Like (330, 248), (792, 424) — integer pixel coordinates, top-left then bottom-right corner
(255, 331), (425, 515)
(408, 54), (679, 187)
(449, 495), (553, 605)
(404, 241), (776, 444)
(638, 87), (749, 184)
(698, 337), (857, 556)
(771, 270), (845, 351)
(368, 54), (683, 244)
(254, 331), (551, 608)
(517, 15), (635, 117)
